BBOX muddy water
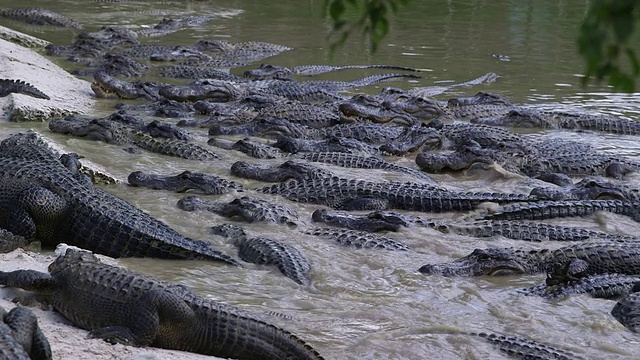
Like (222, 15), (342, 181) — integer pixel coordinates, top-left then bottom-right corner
(1, 0), (640, 359)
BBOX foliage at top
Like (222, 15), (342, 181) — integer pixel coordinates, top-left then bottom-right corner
(324, 0), (639, 92)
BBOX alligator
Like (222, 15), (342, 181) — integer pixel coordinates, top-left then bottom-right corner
(157, 65), (246, 80)
(128, 171), (244, 194)
(120, 44), (212, 61)
(212, 224), (311, 285)
(338, 94), (417, 125)
(272, 135), (384, 156)
(426, 123), (530, 152)
(178, 196), (298, 225)
(208, 137), (285, 159)
(301, 227), (410, 251)
(0, 229), (30, 253)
(472, 108), (640, 135)
(518, 272), (640, 300)
(378, 124), (442, 155)
(0, 7), (82, 28)
(116, 99), (197, 118)
(157, 79), (241, 102)
(311, 209), (407, 232)
(0, 246), (323, 359)
(243, 63), (424, 78)
(529, 177), (640, 201)
(418, 242), (640, 276)
(0, 132), (239, 265)
(0, 79), (50, 100)
(446, 92), (513, 107)
(233, 160), (536, 212)
(49, 115), (220, 160)
(71, 53), (149, 77)
(135, 16), (211, 38)
(612, 284), (640, 332)
(405, 72), (500, 98)
(476, 199), (640, 222)
(91, 71), (161, 100)
(0, 306), (52, 360)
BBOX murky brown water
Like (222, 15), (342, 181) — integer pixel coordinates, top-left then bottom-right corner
(1, 0), (640, 359)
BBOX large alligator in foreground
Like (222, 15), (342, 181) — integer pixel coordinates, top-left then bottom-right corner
(0, 132), (238, 265)
(0, 246), (323, 359)
(418, 242), (640, 277)
(0, 306), (52, 360)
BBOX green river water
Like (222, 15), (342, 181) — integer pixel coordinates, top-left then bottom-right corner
(1, 0), (640, 359)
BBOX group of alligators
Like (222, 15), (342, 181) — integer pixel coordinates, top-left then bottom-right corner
(2, 5), (640, 360)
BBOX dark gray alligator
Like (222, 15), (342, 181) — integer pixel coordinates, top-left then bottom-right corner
(612, 284), (640, 333)
(128, 171), (244, 194)
(0, 79), (50, 100)
(311, 209), (417, 232)
(418, 242), (640, 277)
(0, 7), (81, 28)
(91, 71), (161, 100)
(208, 137), (285, 159)
(518, 273), (640, 300)
(212, 224), (311, 285)
(178, 196), (298, 226)
(49, 115), (220, 160)
(302, 227), (410, 250)
(243, 63), (424, 78)
(0, 247), (322, 359)
(529, 177), (640, 201)
(273, 135), (384, 156)
(71, 54), (149, 78)
(0, 306), (51, 360)
(0, 132), (238, 265)
(476, 199), (640, 222)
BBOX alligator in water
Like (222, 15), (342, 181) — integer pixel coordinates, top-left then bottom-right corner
(178, 195), (298, 225)
(0, 132), (238, 265)
(0, 306), (52, 360)
(212, 224), (311, 285)
(243, 63), (424, 78)
(0, 7), (82, 28)
(0, 79), (50, 100)
(418, 242), (640, 277)
(518, 272), (640, 300)
(128, 171), (244, 194)
(612, 283), (640, 333)
(0, 246), (323, 359)
(302, 227), (410, 251)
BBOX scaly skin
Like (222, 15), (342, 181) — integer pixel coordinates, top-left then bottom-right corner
(212, 224), (311, 285)
(0, 79), (50, 100)
(178, 196), (298, 225)
(519, 273), (640, 300)
(128, 171), (244, 194)
(461, 331), (586, 360)
(243, 63), (423, 78)
(0, 248), (322, 359)
(0, 7), (81, 28)
(418, 242), (640, 277)
(0, 306), (52, 360)
(302, 227), (410, 251)
(612, 285), (640, 333)
(477, 199), (640, 221)
(0, 133), (239, 265)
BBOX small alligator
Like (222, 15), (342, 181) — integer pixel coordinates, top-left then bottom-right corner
(71, 54), (149, 78)
(612, 284), (640, 333)
(0, 246), (323, 359)
(456, 331), (586, 360)
(476, 199), (640, 222)
(178, 196), (298, 225)
(518, 273), (640, 300)
(0, 306), (52, 360)
(128, 171), (244, 194)
(311, 209), (417, 232)
(212, 224), (311, 285)
(0, 132), (239, 265)
(0, 79), (50, 100)
(302, 227), (410, 250)
(418, 242), (640, 276)
(0, 7), (82, 28)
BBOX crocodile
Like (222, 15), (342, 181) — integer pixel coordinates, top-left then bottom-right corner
(0, 246), (323, 359)
(0, 79), (50, 100)
(0, 132), (239, 265)
(612, 284), (640, 332)
(128, 171), (244, 194)
(49, 115), (220, 160)
(243, 63), (424, 78)
(418, 242), (640, 276)
(178, 196), (298, 225)
(211, 224), (311, 285)
(0, 7), (82, 28)
(473, 108), (640, 135)
(301, 227), (410, 251)
(518, 271), (640, 300)
(0, 306), (52, 360)
(476, 199), (640, 222)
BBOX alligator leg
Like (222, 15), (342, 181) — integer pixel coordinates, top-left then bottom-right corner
(0, 270), (57, 291)
(4, 187), (68, 242)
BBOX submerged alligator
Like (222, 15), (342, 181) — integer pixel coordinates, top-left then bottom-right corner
(0, 132), (238, 265)
(0, 7), (82, 29)
(0, 79), (50, 100)
(128, 170), (244, 194)
(0, 306), (51, 360)
(212, 224), (311, 285)
(0, 246), (323, 359)
(418, 242), (640, 277)
(178, 195), (299, 225)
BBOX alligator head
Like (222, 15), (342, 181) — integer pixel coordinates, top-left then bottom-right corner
(243, 63), (293, 79)
(91, 71), (144, 99)
(418, 247), (537, 276)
